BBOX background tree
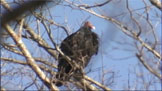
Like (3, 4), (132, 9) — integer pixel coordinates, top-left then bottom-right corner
(1, 0), (161, 90)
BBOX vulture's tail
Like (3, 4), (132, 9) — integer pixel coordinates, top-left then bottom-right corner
(55, 73), (64, 87)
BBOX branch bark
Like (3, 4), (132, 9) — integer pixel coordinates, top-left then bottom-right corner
(65, 0), (161, 60)
(3, 24), (59, 90)
(136, 53), (161, 79)
(84, 76), (111, 90)
(149, 0), (162, 10)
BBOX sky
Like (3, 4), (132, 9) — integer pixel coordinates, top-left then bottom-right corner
(50, 0), (161, 90)
(1, 0), (161, 90)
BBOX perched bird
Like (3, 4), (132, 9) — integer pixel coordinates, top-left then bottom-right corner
(56, 21), (99, 86)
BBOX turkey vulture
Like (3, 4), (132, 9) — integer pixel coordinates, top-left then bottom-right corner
(56, 21), (99, 86)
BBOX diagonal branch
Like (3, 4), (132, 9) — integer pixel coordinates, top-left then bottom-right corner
(23, 23), (58, 59)
(65, 0), (161, 60)
(1, 0), (58, 60)
(33, 12), (70, 36)
(79, 0), (112, 9)
(84, 75), (111, 91)
(149, 0), (162, 10)
(136, 53), (161, 79)
(1, 57), (57, 73)
(1, 57), (102, 90)
(3, 24), (58, 90)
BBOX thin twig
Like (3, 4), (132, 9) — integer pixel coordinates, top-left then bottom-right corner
(136, 53), (161, 79)
(3, 24), (58, 90)
(79, 0), (112, 9)
(65, 0), (161, 60)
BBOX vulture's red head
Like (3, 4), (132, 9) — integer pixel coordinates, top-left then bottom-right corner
(84, 21), (95, 30)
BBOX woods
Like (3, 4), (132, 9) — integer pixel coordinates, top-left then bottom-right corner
(1, 0), (161, 90)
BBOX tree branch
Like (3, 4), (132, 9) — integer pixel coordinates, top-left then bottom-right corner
(79, 0), (112, 9)
(1, 0), (48, 25)
(65, 0), (161, 60)
(149, 0), (162, 10)
(3, 24), (58, 90)
(136, 53), (161, 79)
(84, 75), (111, 90)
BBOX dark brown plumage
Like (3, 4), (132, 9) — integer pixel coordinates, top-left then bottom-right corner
(56, 21), (99, 86)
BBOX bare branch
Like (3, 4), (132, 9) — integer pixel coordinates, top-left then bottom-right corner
(41, 20), (57, 48)
(1, 0), (160, 90)
(126, 0), (142, 36)
(136, 53), (161, 79)
(1, 0), (48, 25)
(1, 43), (23, 55)
(65, 0), (161, 60)
(149, 0), (162, 10)
(84, 76), (111, 91)
(33, 12), (70, 36)
(1, 0), (58, 60)
(3, 24), (58, 90)
(1, 57), (102, 90)
(23, 23), (58, 59)
(79, 0), (112, 9)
